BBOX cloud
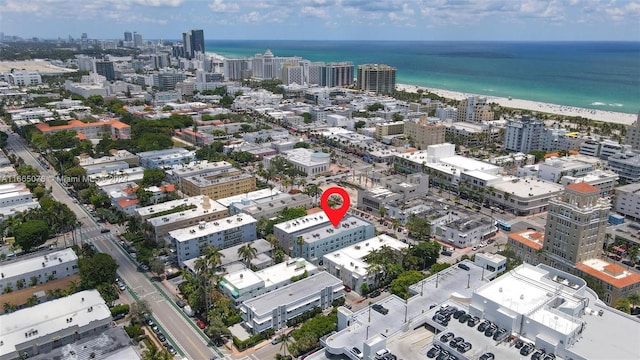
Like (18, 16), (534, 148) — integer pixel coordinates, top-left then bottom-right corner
(208, 0), (240, 13)
(300, 6), (330, 19)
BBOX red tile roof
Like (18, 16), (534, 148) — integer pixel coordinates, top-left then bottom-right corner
(576, 260), (640, 289)
(508, 230), (544, 250)
(565, 182), (599, 193)
(117, 198), (139, 208)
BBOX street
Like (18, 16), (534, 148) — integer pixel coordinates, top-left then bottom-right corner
(5, 132), (222, 360)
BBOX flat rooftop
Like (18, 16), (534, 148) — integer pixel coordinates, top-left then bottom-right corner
(323, 235), (408, 276)
(327, 261), (490, 351)
(166, 160), (233, 177)
(147, 198), (228, 228)
(183, 172), (253, 187)
(243, 271), (342, 316)
(256, 258), (317, 288)
(0, 248), (77, 279)
(492, 177), (565, 198)
(136, 195), (224, 217)
(169, 214), (257, 242)
(299, 216), (372, 244)
(0, 290), (110, 359)
(273, 212), (330, 235)
(136, 147), (191, 159)
(216, 188), (281, 208)
(183, 239), (271, 273)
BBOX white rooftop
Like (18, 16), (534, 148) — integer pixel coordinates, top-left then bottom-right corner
(273, 212), (330, 235)
(216, 188), (281, 208)
(323, 235), (408, 276)
(256, 258), (317, 288)
(299, 216), (372, 244)
(169, 214), (257, 242)
(165, 160), (233, 178)
(0, 290), (110, 359)
(136, 195), (223, 217)
(492, 177), (565, 198)
(0, 249), (77, 279)
(0, 183), (27, 194)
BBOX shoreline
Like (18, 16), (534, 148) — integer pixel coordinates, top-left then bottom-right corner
(396, 84), (637, 125)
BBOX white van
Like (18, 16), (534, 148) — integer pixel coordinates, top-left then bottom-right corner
(375, 349), (389, 359)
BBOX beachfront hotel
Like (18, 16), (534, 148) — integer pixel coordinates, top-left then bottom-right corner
(357, 64), (396, 95)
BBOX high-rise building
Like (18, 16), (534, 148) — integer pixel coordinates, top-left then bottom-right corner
(624, 111), (640, 150)
(503, 115), (544, 153)
(94, 60), (115, 81)
(456, 96), (494, 122)
(323, 62), (354, 87)
(124, 31), (132, 42)
(133, 32), (143, 48)
(182, 29), (205, 59)
(542, 183), (610, 270)
(403, 118), (446, 149)
(357, 64), (396, 94)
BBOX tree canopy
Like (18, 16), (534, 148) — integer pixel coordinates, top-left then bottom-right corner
(13, 220), (49, 252)
(79, 253), (118, 289)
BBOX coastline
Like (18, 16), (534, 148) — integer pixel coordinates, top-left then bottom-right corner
(396, 84), (637, 125)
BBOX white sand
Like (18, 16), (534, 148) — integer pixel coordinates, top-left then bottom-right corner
(397, 83), (637, 125)
(0, 60), (77, 75)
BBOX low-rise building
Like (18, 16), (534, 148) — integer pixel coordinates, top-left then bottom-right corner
(170, 214), (257, 267)
(76, 150), (139, 168)
(403, 118), (446, 150)
(434, 214), (497, 248)
(508, 229), (546, 265)
(180, 172), (255, 199)
(137, 148), (196, 169)
(227, 192), (313, 219)
(34, 119), (130, 139)
(137, 195), (229, 241)
(292, 216), (376, 264)
(0, 249), (78, 290)
(486, 177), (565, 216)
(0, 290), (111, 360)
(183, 238), (273, 275)
(613, 183), (640, 221)
(323, 235), (408, 294)
(164, 160), (234, 184)
(219, 258), (318, 306)
(524, 155), (604, 183)
(91, 167), (145, 188)
(560, 170), (619, 196)
(0, 183), (40, 225)
(273, 212), (330, 251)
(375, 122), (404, 140)
(607, 151), (640, 183)
(356, 173), (429, 215)
(240, 271), (343, 334)
(473, 252), (507, 277)
(263, 148), (331, 177)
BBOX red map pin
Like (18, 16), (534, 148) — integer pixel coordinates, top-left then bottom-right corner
(320, 187), (351, 227)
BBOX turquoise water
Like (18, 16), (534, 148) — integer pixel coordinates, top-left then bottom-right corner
(205, 41), (640, 114)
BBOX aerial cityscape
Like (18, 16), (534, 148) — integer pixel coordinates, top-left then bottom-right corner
(1, 1), (640, 360)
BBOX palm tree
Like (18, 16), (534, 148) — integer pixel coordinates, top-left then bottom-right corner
(278, 331), (292, 358)
(237, 242), (258, 268)
(379, 207), (387, 220)
(142, 345), (172, 360)
(627, 292), (640, 310)
(295, 236), (305, 258)
(303, 184), (321, 206)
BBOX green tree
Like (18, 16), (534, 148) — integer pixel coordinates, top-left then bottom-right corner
(205, 316), (231, 345)
(408, 241), (441, 270)
(406, 214), (431, 241)
(354, 120), (366, 129)
(97, 283), (118, 307)
(13, 220), (49, 252)
(141, 168), (166, 187)
(615, 297), (631, 314)
(367, 103), (384, 112)
(237, 241), (258, 268)
(390, 270), (425, 299)
(429, 263), (452, 275)
(142, 347), (172, 360)
(78, 253), (118, 289)
(130, 300), (150, 325)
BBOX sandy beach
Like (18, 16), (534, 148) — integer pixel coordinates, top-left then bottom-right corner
(397, 84), (637, 125)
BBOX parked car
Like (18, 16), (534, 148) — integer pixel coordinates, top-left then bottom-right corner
(493, 328), (508, 341)
(196, 320), (206, 329)
(477, 320), (490, 332)
(531, 350), (546, 360)
(369, 290), (381, 298)
(467, 316), (480, 327)
(520, 343), (535, 356)
(427, 347), (441, 358)
(515, 339), (524, 349)
(458, 263), (470, 271)
(458, 313), (471, 323)
(484, 325), (497, 337)
(157, 334), (166, 343)
(344, 304), (352, 310)
(542, 354), (556, 360)
(176, 300), (186, 308)
(449, 337), (464, 348)
(479, 353), (495, 360)
(457, 342), (472, 353)
(344, 285), (352, 292)
(100, 228), (111, 233)
(436, 350), (450, 360)
(352, 347), (363, 359)
(453, 310), (466, 319)
(440, 332), (455, 342)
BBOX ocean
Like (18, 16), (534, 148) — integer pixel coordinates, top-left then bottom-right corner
(205, 40), (640, 114)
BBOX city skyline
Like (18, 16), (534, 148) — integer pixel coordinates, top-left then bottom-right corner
(1, 0), (639, 42)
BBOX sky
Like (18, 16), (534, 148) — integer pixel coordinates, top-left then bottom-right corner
(1, 0), (639, 41)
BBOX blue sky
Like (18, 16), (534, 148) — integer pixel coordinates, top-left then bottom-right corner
(2, 0), (639, 41)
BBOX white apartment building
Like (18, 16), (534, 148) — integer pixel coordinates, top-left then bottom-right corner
(274, 213), (331, 251)
(503, 115), (544, 153)
(0, 249), (79, 290)
(137, 148), (196, 169)
(293, 216), (376, 264)
(0, 290), (111, 360)
(264, 148), (331, 176)
(219, 258), (318, 306)
(560, 170), (619, 196)
(614, 183), (640, 221)
(170, 214), (257, 267)
(91, 167), (145, 188)
(240, 271), (343, 334)
(323, 235), (408, 293)
(435, 215), (497, 248)
(607, 151), (640, 183)
(519, 155), (604, 183)
(7, 70), (42, 86)
(0, 183), (40, 224)
(164, 160), (233, 183)
(226, 192), (313, 219)
(184, 238), (273, 275)
(77, 150), (139, 168)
